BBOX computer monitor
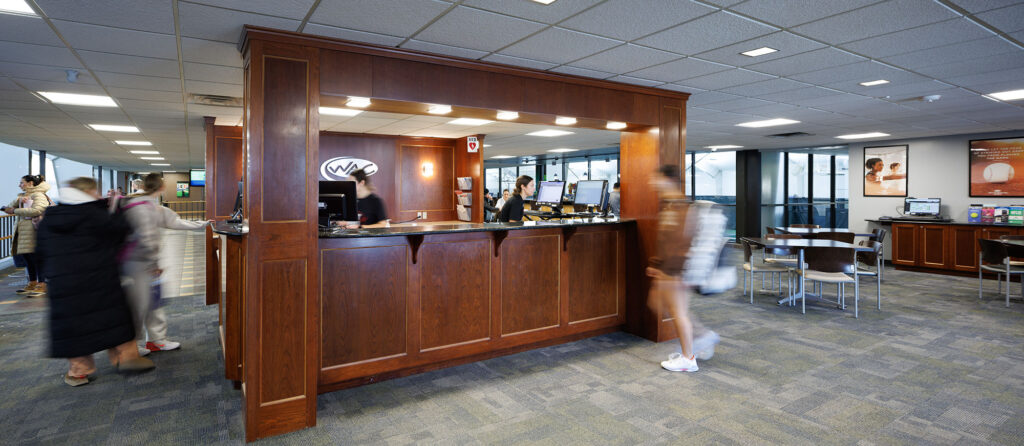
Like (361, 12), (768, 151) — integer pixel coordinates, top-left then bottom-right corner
(573, 180), (607, 207)
(189, 169), (206, 187)
(905, 197), (941, 216)
(319, 180), (357, 226)
(535, 181), (565, 206)
(227, 180), (243, 223)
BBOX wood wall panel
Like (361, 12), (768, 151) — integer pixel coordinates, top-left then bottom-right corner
(320, 50), (372, 98)
(321, 245), (407, 367)
(262, 56), (309, 222)
(569, 230), (619, 322)
(399, 144), (454, 212)
(419, 239), (491, 350)
(951, 227), (979, 271)
(659, 98), (684, 168)
(259, 259), (307, 403)
(223, 235), (245, 381)
(454, 135), (484, 223)
(620, 130), (664, 341)
(521, 79), (565, 116)
(319, 132), (398, 218)
(501, 234), (560, 335)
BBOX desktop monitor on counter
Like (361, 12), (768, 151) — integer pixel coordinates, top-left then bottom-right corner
(319, 180), (358, 226)
(904, 197), (941, 216)
(573, 180), (607, 208)
(535, 181), (565, 206)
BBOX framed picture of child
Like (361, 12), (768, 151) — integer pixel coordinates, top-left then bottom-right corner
(969, 136), (1024, 197)
(864, 145), (908, 197)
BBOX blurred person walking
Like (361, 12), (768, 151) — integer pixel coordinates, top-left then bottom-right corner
(37, 177), (154, 386)
(2, 175), (52, 296)
(122, 173), (210, 354)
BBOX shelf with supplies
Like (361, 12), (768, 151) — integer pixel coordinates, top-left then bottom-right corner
(455, 176), (473, 222)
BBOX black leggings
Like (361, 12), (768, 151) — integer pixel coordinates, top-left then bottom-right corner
(22, 253), (44, 283)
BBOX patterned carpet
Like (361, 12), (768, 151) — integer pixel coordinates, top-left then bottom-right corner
(0, 244), (1023, 445)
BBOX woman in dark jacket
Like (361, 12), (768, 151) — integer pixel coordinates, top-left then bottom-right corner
(37, 177), (154, 387)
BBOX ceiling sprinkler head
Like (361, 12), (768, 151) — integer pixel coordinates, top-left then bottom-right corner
(923, 94), (941, 102)
(65, 69), (79, 83)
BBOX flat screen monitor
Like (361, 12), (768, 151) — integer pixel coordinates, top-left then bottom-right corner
(227, 180), (243, 223)
(535, 181), (564, 205)
(905, 198), (941, 215)
(573, 180), (607, 207)
(189, 169), (206, 187)
(319, 180), (357, 226)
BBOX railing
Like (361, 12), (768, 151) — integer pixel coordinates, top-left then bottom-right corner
(166, 200), (206, 221)
(0, 214), (17, 259)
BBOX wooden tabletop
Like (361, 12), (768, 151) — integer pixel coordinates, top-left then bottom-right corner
(775, 227), (874, 237)
(742, 237), (874, 251)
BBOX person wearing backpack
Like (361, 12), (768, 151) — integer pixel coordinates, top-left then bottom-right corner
(2, 174), (52, 296)
(122, 173), (211, 354)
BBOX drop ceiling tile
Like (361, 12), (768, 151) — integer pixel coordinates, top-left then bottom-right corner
(549, 65), (615, 80)
(656, 83), (700, 94)
(799, 94), (877, 112)
(0, 41), (81, 68)
(78, 51), (180, 78)
(757, 86), (845, 104)
(702, 0), (746, 6)
(94, 72), (180, 92)
(463, 0), (602, 24)
(945, 67), (1024, 90)
(51, 20), (179, 59)
(695, 32), (826, 67)
(718, 78), (810, 97)
(14, 78), (105, 95)
(970, 78), (1024, 95)
(674, 68), (775, 90)
(415, 6), (547, 53)
(0, 14), (62, 47)
(606, 75), (662, 87)
(108, 88), (183, 103)
(302, 24), (404, 47)
(185, 80), (242, 97)
(400, 40), (489, 60)
(571, 44), (679, 73)
(914, 52), (1024, 79)
(791, 0), (959, 45)
(976, 3), (1024, 33)
(745, 48), (867, 77)
(701, 97), (776, 113)
(36, 0), (174, 34)
(186, 0), (318, 20)
(183, 62), (243, 84)
(500, 27), (621, 65)
(481, 54), (557, 71)
(178, 2), (300, 43)
(879, 37), (1018, 70)
(790, 60), (929, 87)
(731, 0), (883, 28)
(310, 0), (451, 37)
(637, 11), (777, 56)
(0, 61), (94, 84)
(560, 0), (715, 41)
(840, 19), (995, 59)
(685, 91), (743, 106)
(626, 57), (730, 83)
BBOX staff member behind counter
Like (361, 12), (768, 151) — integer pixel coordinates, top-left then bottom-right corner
(348, 168), (389, 228)
(497, 175), (534, 222)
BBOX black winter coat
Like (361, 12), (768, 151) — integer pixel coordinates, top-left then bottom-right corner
(37, 199), (135, 358)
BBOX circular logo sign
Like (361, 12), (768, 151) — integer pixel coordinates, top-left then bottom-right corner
(320, 156), (379, 180)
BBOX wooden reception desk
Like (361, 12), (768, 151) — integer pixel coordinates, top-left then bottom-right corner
(215, 219), (633, 393)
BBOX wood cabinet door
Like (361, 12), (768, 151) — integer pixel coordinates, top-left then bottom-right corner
(949, 226), (981, 271)
(918, 225), (948, 267)
(891, 223), (918, 266)
(982, 227), (1017, 240)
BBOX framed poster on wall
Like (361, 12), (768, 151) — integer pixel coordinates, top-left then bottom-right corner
(969, 136), (1024, 197)
(176, 181), (190, 198)
(864, 145), (908, 197)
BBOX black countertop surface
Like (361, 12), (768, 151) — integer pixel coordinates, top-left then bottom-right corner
(212, 221), (249, 235)
(319, 218), (632, 238)
(867, 219), (1022, 227)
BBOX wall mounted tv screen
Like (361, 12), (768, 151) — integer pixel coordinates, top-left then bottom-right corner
(190, 169), (206, 187)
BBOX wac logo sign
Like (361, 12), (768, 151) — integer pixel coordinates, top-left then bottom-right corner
(320, 156), (379, 180)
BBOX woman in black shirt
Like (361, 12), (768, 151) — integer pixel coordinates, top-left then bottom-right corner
(349, 169), (389, 227)
(497, 175), (534, 222)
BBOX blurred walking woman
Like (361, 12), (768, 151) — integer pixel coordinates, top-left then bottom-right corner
(37, 177), (154, 386)
(2, 175), (51, 296)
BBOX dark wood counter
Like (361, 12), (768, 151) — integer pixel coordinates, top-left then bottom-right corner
(868, 219), (1020, 274)
(318, 218), (630, 238)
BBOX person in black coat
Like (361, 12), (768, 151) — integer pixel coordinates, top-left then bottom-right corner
(37, 177), (154, 387)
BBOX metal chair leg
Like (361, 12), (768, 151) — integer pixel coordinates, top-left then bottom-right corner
(979, 252), (984, 300)
(876, 260), (882, 310)
(854, 277), (860, 318)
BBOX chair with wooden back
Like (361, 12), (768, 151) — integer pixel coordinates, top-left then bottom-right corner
(741, 239), (790, 304)
(797, 246), (859, 317)
(856, 240), (883, 311)
(979, 239), (1024, 307)
(792, 224), (820, 228)
(815, 231), (856, 244)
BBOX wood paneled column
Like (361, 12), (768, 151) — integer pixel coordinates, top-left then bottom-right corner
(240, 37), (321, 441)
(204, 117), (243, 306)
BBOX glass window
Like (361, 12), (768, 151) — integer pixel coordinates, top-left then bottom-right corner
(485, 168), (499, 196)
(500, 167), (517, 196)
(684, 153), (692, 197)
(590, 158), (618, 186)
(835, 154), (849, 228)
(566, 161), (588, 183)
(812, 154), (831, 201)
(694, 151), (736, 238)
(518, 165), (537, 199)
(788, 153), (809, 225)
(546, 160), (563, 182)
(0, 142), (31, 206)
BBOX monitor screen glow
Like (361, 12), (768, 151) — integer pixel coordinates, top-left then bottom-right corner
(189, 169), (206, 187)
(573, 180), (606, 206)
(905, 198), (940, 215)
(535, 181), (564, 204)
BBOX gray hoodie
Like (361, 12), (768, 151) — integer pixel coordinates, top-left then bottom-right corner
(123, 194), (207, 270)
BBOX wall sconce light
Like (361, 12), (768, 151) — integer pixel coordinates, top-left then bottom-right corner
(421, 161), (434, 177)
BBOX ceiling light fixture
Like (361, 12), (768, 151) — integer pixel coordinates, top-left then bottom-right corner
(555, 116), (577, 125)
(859, 79), (890, 87)
(547, 148), (578, 153)
(741, 47), (777, 57)
(531, 0), (557, 4)
(988, 89), (1024, 101)
(129, 150), (159, 154)
(527, 129), (574, 137)
(38, 91), (116, 107)
(346, 96), (371, 108)
(427, 104), (452, 114)
(0, 0), (35, 16)
(483, 144), (493, 148)
(150, 163), (170, 166)
(836, 132), (890, 140)
(448, 118), (493, 126)
(496, 111), (519, 120)
(490, 155), (515, 159)
(319, 106), (362, 117)
(89, 124), (139, 132)
(139, 156), (165, 160)
(736, 118), (800, 128)
(115, 140), (152, 146)
(606, 121), (627, 130)
(705, 145), (743, 150)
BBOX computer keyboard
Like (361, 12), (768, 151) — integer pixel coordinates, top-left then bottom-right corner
(894, 215), (946, 221)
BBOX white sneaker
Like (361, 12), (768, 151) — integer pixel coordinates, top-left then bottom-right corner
(693, 331), (720, 361)
(660, 353), (699, 372)
(138, 347), (151, 357)
(146, 340), (181, 352)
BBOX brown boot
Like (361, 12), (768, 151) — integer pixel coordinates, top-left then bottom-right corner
(16, 281), (38, 294)
(29, 282), (46, 296)
(116, 357), (155, 373)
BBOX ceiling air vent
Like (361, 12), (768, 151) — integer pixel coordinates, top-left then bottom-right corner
(766, 131), (812, 138)
(188, 93), (243, 107)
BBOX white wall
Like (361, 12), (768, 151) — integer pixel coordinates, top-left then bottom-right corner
(849, 130), (1024, 238)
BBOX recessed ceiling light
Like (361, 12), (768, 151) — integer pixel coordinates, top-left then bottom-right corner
(531, 0), (557, 4)
(736, 118), (800, 128)
(38, 91), (116, 107)
(162, 171), (177, 173)
(0, 0), (35, 16)
(150, 163), (170, 166)
(490, 155), (515, 159)
(859, 79), (890, 87)
(606, 121), (627, 130)
(555, 116), (577, 125)
(129, 150), (159, 155)
(427, 104), (452, 114)
(547, 148), (578, 153)
(448, 118), (493, 126)
(706, 145), (743, 150)
(319, 106), (362, 117)
(139, 156), (165, 160)
(346, 96), (371, 108)
(988, 89), (1024, 101)
(115, 140), (152, 146)
(496, 111), (519, 120)
(836, 132), (890, 140)
(89, 124), (139, 132)
(483, 144), (493, 148)
(741, 47), (777, 57)
(528, 129), (574, 137)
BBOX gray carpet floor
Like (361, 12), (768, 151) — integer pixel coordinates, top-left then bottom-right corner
(1, 257), (1023, 445)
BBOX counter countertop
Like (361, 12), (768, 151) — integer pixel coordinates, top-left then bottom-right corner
(212, 221), (249, 235)
(318, 218), (633, 238)
(867, 219), (1024, 227)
